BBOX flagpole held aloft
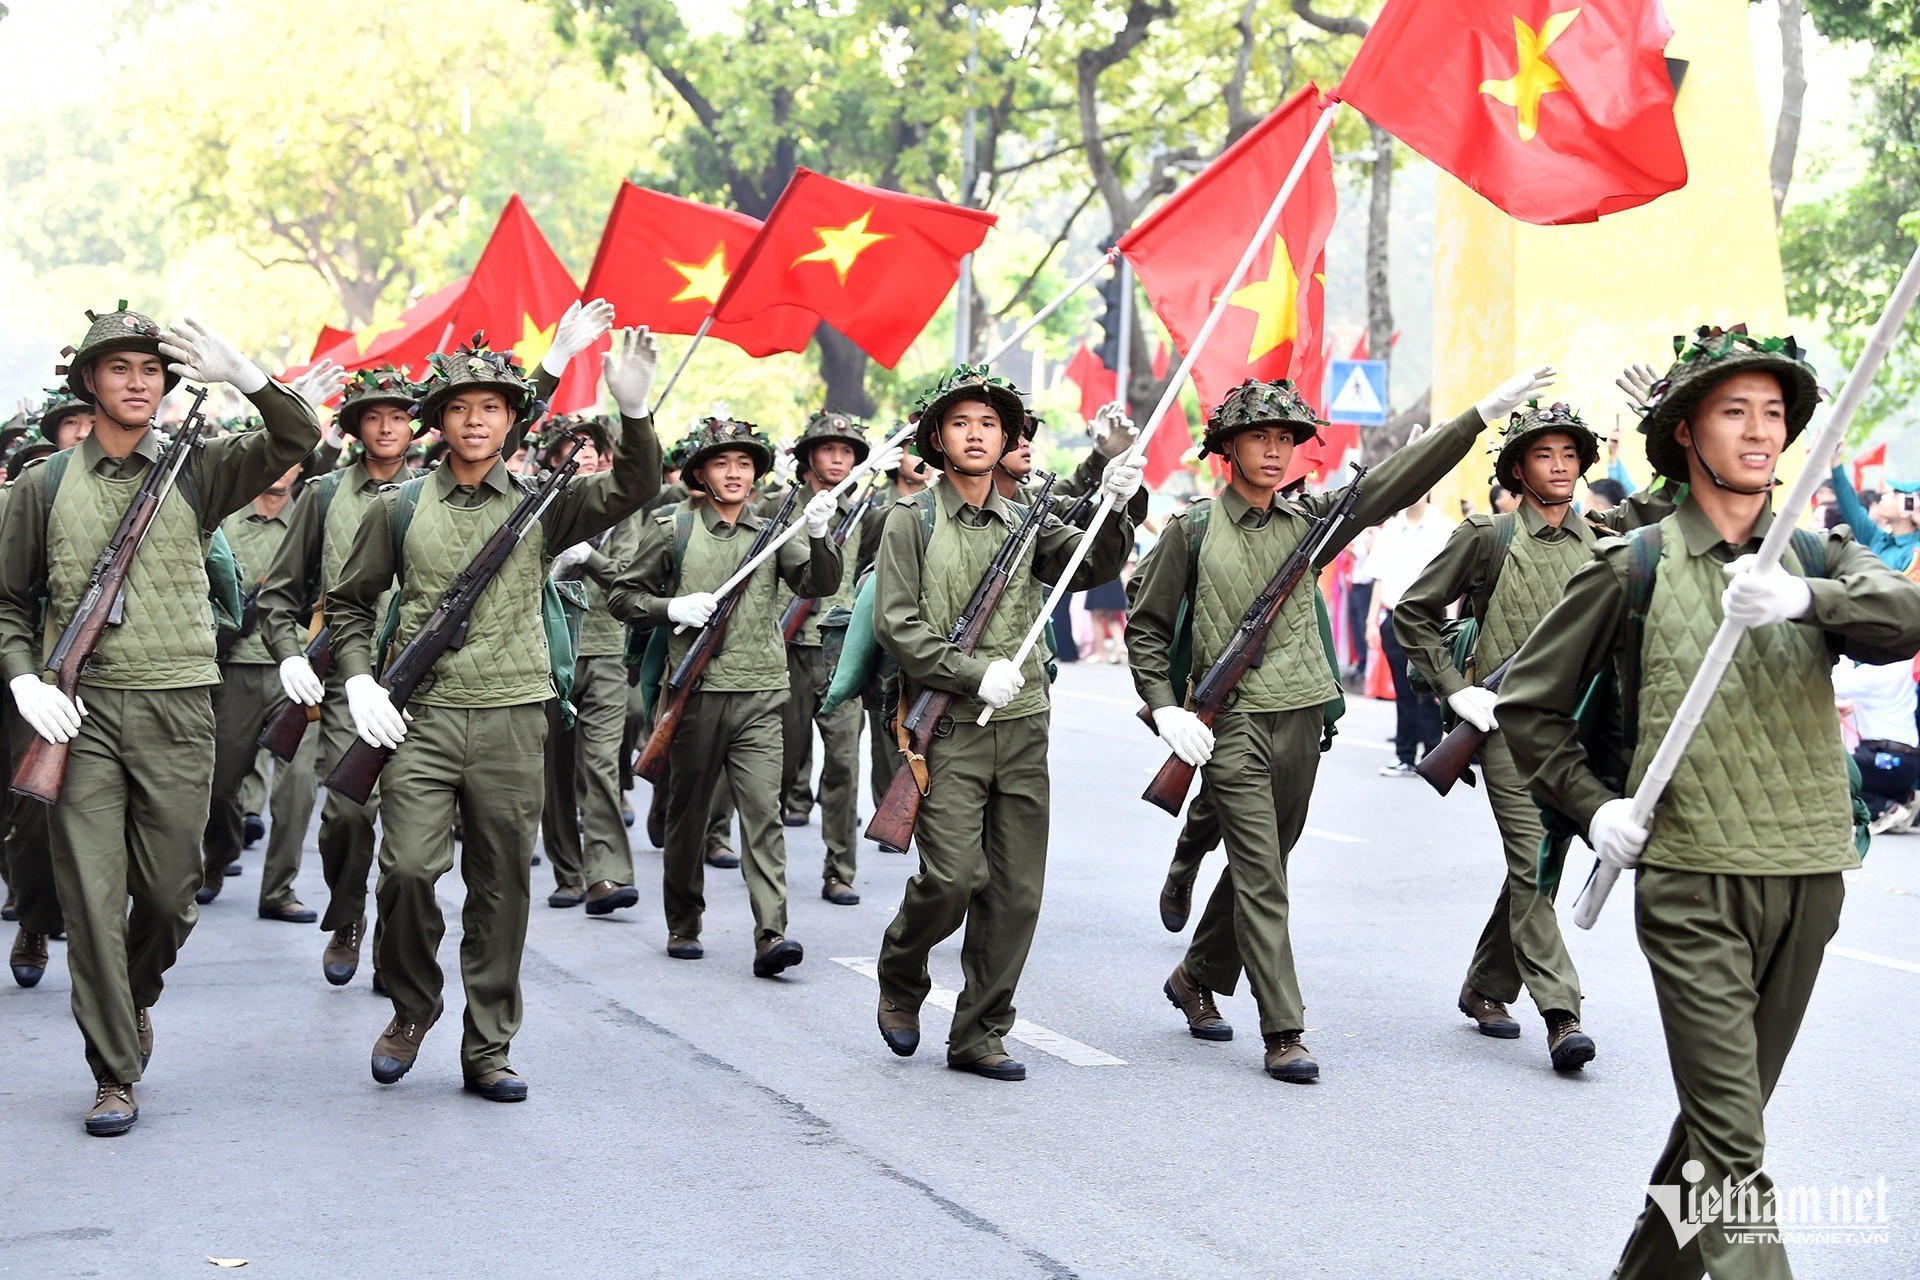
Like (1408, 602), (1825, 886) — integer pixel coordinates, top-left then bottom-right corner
(1574, 240), (1920, 929)
(650, 315), (714, 420)
(973, 99), (1343, 727)
(981, 250), (1118, 367)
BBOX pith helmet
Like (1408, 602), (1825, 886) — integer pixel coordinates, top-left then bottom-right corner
(56, 302), (178, 403)
(909, 364), (1025, 466)
(1201, 378), (1323, 455)
(415, 335), (542, 432)
(1492, 401), (1600, 486)
(792, 410), (870, 470)
(1637, 325), (1821, 481)
(679, 417), (775, 492)
(337, 365), (421, 438)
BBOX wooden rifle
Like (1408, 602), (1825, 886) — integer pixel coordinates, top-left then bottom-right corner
(778, 476), (883, 643)
(256, 626), (332, 762)
(216, 578), (264, 662)
(1413, 654), (1515, 796)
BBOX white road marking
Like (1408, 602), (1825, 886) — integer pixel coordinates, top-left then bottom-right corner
(830, 957), (1127, 1066)
(1827, 944), (1920, 977)
(1303, 827), (1364, 844)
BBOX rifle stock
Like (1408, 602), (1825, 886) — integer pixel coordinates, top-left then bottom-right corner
(257, 627), (332, 763)
(1413, 656), (1515, 796)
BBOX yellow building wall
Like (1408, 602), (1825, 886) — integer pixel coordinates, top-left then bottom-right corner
(1428, 0), (1796, 516)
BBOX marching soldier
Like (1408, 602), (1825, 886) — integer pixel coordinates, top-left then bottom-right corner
(1126, 367), (1554, 1081)
(329, 319), (658, 1101)
(607, 417), (842, 973)
(1501, 327), (1920, 1278)
(860, 437), (932, 818)
(871, 365), (1140, 1080)
(0, 306), (321, 1134)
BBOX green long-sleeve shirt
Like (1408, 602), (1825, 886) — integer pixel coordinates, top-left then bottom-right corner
(1499, 499), (1920, 837)
(0, 379), (320, 684)
(257, 459), (418, 662)
(1127, 406), (1494, 714)
(605, 497), (842, 630)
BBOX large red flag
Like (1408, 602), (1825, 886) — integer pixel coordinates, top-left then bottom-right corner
(1335, 0), (1686, 225)
(1117, 86), (1336, 416)
(581, 183), (816, 358)
(447, 196), (600, 413)
(1063, 342), (1118, 425)
(290, 276), (470, 380)
(712, 168), (996, 368)
(1142, 344), (1194, 492)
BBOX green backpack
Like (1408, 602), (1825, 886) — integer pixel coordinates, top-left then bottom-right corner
(1405, 511), (1517, 697)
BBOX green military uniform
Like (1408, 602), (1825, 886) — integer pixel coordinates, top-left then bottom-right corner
(856, 449), (927, 814)
(204, 500), (316, 916)
(0, 305), (320, 1095)
(873, 367), (1132, 1069)
(258, 365), (420, 984)
(1128, 379), (1504, 1075)
(1498, 327), (1920, 1279)
(607, 418), (842, 964)
(329, 343), (658, 1083)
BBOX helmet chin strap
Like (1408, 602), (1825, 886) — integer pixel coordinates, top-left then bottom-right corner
(1689, 440), (1776, 496)
(1517, 476), (1575, 508)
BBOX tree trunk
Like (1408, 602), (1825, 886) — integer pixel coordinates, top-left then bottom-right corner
(338, 276), (386, 330)
(1364, 122), (1395, 397)
(816, 324), (876, 417)
(1364, 389), (1428, 466)
(1771, 0), (1807, 220)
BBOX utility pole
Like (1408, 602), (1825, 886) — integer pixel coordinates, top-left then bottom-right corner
(1113, 259), (1133, 413)
(953, 5), (978, 364)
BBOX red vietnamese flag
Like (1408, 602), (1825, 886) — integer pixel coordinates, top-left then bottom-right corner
(1117, 86), (1336, 416)
(1335, 0), (1686, 225)
(581, 183), (816, 358)
(446, 196), (600, 413)
(1063, 342), (1118, 425)
(1283, 257), (1352, 485)
(1142, 343), (1194, 491)
(289, 276), (470, 381)
(712, 168), (996, 369)
(311, 326), (353, 362)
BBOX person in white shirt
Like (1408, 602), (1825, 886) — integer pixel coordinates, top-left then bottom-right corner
(1833, 656), (1920, 832)
(1368, 491), (1456, 774)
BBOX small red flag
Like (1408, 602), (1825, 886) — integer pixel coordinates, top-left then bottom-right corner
(1853, 442), (1887, 495)
(713, 168), (996, 369)
(1064, 342), (1118, 426)
(1142, 344), (1194, 492)
(447, 196), (600, 413)
(1117, 87), (1336, 415)
(1335, 0), (1686, 225)
(289, 276), (470, 381)
(581, 183), (817, 359)
(312, 326), (353, 363)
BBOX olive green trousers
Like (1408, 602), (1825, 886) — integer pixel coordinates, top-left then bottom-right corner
(782, 644), (863, 884)
(541, 655), (634, 890)
(316, 670), (382, 933)
(661, 689), (789, 943)
(207, 663), (315, 910)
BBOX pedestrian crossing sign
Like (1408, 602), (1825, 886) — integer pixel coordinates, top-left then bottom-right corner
(1327, 359), (1388, 426)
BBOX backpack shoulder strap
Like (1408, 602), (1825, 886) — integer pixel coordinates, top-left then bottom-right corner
(1620, 523), (1665, 746)
(917, 489), (939, 552)
(41, 449), (70, 503)
(387, 476), (427, 580)
(1184, 499), (1213, 583)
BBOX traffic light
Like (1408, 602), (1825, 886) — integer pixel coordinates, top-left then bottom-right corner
(1094, 269), (1125, 370)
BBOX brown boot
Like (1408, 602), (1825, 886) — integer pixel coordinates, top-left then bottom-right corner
(821, 877), (860, 906)
(258, 900), (317, 924)
(323, 918), (365, 987)
(752, 934), (804, 978)
(666, 935), (704, 960)
(371, 1015), (432, 1084)
(1158, 870), (1195, 932)
(136, 1007), (152, 1070)
(877, 996), (919, 1057)
(85, 1080), (138, 1136)
(584, 880), (639, 915)
(1162, 962), (1232, 1041)
(1545, 1010), (1596, 1072)
(946, 1052), (1026, 1081)
(10, 927), (49, 988)
(463, 1068), (529, 1102)
(1262, 1031), (1319, 1083)
(546, 884), (586, 908)
(705, 845), (740, 870)
(194, 859), (223, 905)
(1458, 982), (1521, 1039)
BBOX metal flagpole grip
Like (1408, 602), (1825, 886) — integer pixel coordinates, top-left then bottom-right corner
(673, 420), (919, 633)
(972, 101), (1342, 727)
(1574, 242), (1920, 931)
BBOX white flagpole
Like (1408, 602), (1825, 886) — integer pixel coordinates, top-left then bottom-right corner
(982, 251), (1117, 366)
(1574, 241), (1920, 928)
(972, 100), (1343, 726)
(649, 316), (714, 419)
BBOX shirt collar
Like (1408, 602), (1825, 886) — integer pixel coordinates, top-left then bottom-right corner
(78, 425), (161, 470)
(698, 498), (763, 533)
(1218, 484), (1299, 527)
(430, 457), (515, 498)
(1674, 495), (1772, 558)
(938, 475), (1018, 527)
(1518, 499), (1595, 545)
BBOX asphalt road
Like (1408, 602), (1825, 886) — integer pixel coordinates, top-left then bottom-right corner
(4, 660), (1917, 1278)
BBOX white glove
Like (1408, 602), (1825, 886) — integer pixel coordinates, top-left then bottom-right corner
(287, 358), (347, 410)
(1615, 362), (1662, 408)
(1475, 364), (1558, 426)
(1447, 686), (1500, 733)
(667, 592), (718, 629)
(803, 490), (838, 537)
(542, 298), (616, 377)
(1588, 797), (1649, 870)
(279, 655), (325, 707)
(9, 675), (83, 744)
(603, 326), (659, 419)
(1101, 453), (1144, 503)
(1152, 706), (1214, 767)
(866, 442), (905, 476)
(344, 673), (408, 749)
(550, 542), (593, 574)
(158, 316), (268, 395)
(1721, 555), (1813, 629)
(976, 658), (1025, 710)
(1091, 401), (1138, 458)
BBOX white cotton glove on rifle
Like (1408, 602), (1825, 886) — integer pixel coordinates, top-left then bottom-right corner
(976, 659), (1025, 710)
(603, 326), (659, 419)
(158, 316), (268, 394)
(1447, 687), (1500, 733)
(866, 442), (905, 476)
(344, 674), (408, 749)
(667, 592), (718, 629)
(1588, 797), (1649, 870)
(279, 655), (325, 707)
(803, 490), (838, 537)
(1475, 365), (1558, 426)
(1152, 706), (1214, 767)
(550, 542), (593, 575)
(1615, 362), (1662, 408)
(1091, 401), (1138, 458)
(1101, 453), (1144, 504)
(287, 358), (348, 410)
(542, 298), (616, 378)
(10, 675), (83, 744)
(1721, 555), (1813, 629)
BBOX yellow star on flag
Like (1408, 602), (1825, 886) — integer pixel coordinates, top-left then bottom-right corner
(666, 243), (731, 305)
(512, 313), (557, 369)
(353, 315), (408, 356)
(1478, 8), (1580, 143)
(791, 209), (892, 286)
(1224, 234), (1300, 362)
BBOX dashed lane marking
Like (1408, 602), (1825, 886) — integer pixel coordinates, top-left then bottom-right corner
(1827, 944), (1920, 977)
(830, 957), (1127, 1066)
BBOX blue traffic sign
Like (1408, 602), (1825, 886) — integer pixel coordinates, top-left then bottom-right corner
(1327, 358), (1389, 426)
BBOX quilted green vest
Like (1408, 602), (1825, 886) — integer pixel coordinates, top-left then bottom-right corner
(782, 493), (860, 647)
(918, 492), (1047, 721)
(220, 508), (290, 665)
(321, 465), (388, 592)
(668, 506), (785, 692)
(1626, 528), (1855, 874)
(1192, 503), (1337, 714)
(575, 527), (627, 660)
(393, 479), (551, 707)
(45, 456), (217, 689)
(1475, 519), (1593, 674)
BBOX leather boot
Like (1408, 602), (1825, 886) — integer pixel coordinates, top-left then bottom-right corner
(1262, 1031), (1319, 1083)
(85, 1080), (138, 1136)
(877, 996), (919, 1056)
(1162, 962), (1232, 1041)
(1545, 1010), (1596, 1072)
(547, 884), (585, 908)
(821, 877), (860, 906)
(1458, 982), (1521, 1039)
(705, 845), (740, 870)
(464, 1068), (528, 1102)
(258, 901), (317, 924)
(323, 918), (365, 987)
(1158, 870), (1195, 933)
(10, 927), (49, 988)
(137, 1007), (153, 1070)
(194, 859), (224, 905)
(947, 1052), (1026, 1081)
(371, 1015), (432, 1084)
(752, 934), (804, 978)
(667, 935), (704, 960)
(584, 881), (639, 915)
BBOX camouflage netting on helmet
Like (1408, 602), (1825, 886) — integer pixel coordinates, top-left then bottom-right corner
(1492, 399), (1601, 485)
(678, 417), (776, 491)
(56, 302), (178, 403)
(415, 335), (541, 431)
(910, 364), (1026, 465)
(792, 409), (870, 467)
(1201, 378), (1323, 454)
(1636, 325), (1821, 481)
(338, 365), (421, 437)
